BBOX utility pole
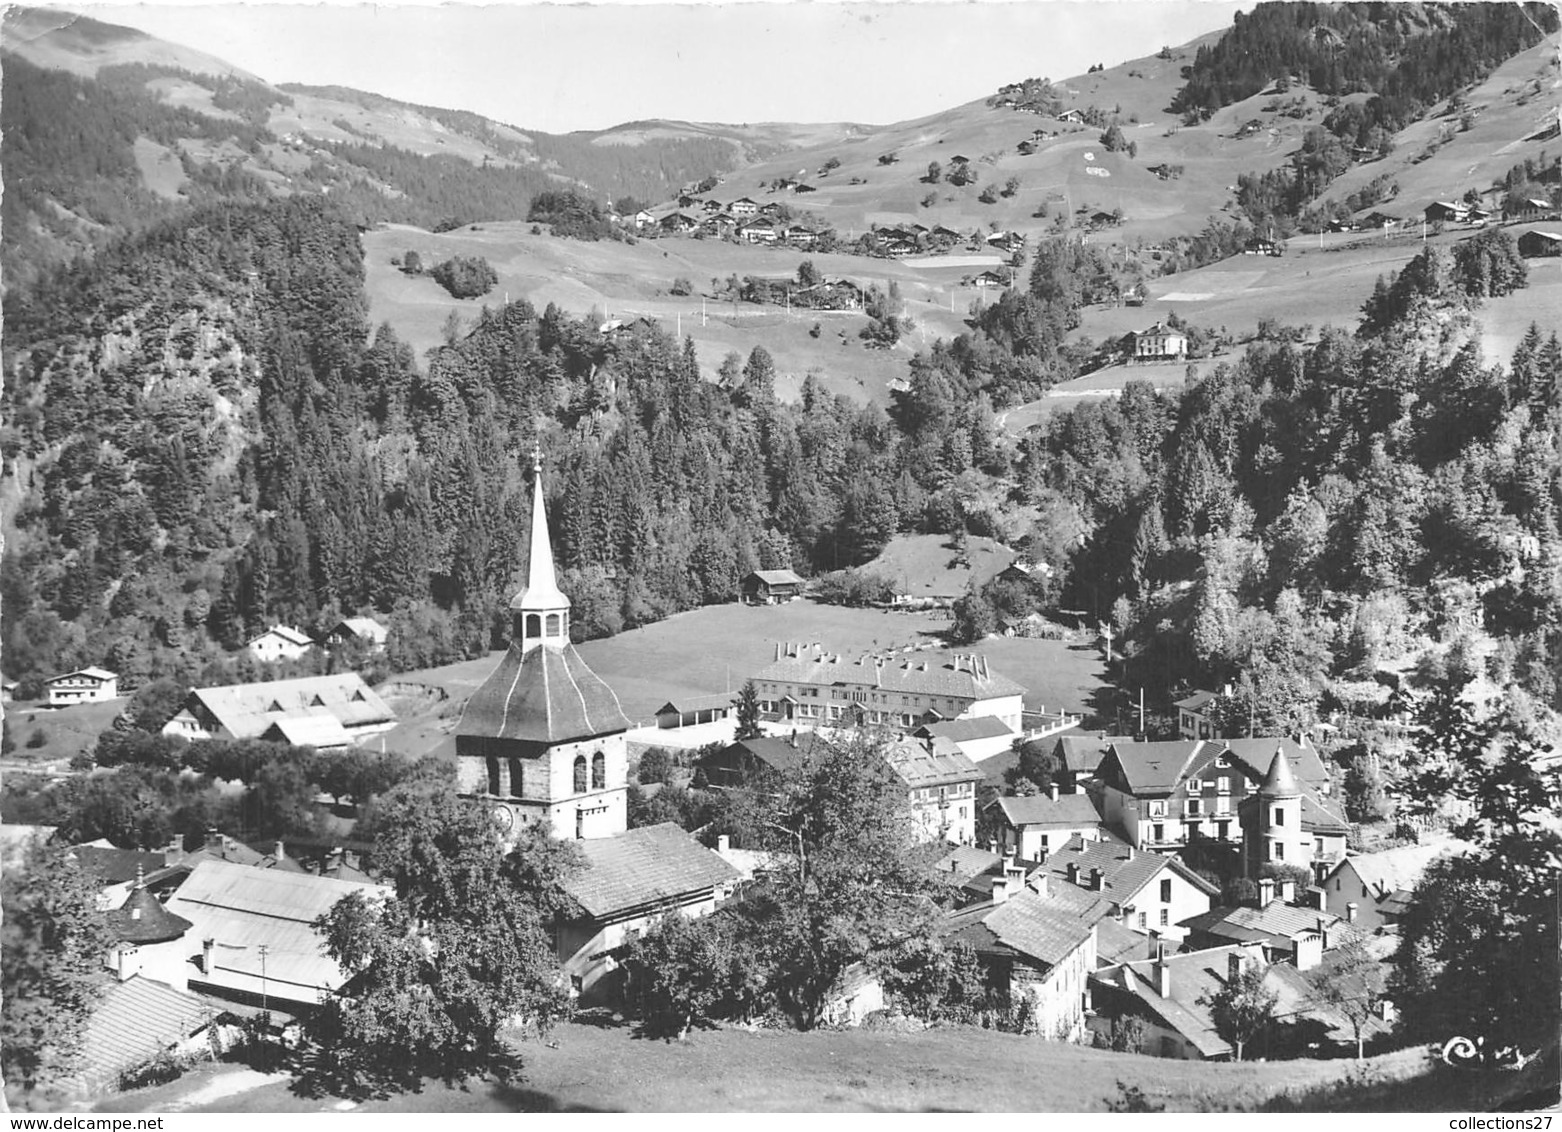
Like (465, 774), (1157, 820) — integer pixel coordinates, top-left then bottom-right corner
(258, 944), (270, 1014)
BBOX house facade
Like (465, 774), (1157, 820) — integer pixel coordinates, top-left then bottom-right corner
(912, 715), (1016, 762)
(46, 667), (119, 706)
(454, 453), (634, 842)
(1174, 690), (1218, 739)
(1133, 323), (1188, 360)
(1040, 834), (1217, 943)
(883, 737), (983, 845)
(1319, 840), (1468, 931)
(985, 788), (1105, 859)
(246, 625), (314, 663)
(1518, 230), (1562, 257)
(741, 569), (805, 604)
(751, 643), (1025, 734)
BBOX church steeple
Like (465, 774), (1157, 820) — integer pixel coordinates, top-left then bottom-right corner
(510, 447), (570, 653)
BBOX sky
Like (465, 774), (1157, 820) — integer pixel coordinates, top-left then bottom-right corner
(65, 0), (1246, 134)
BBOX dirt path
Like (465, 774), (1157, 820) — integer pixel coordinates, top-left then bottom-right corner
(162, 1067), (291, 1111)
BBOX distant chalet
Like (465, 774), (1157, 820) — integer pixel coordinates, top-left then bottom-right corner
(161, 673), (395, 746)
(751, 642), (1025, 733)
(741, 568), (805, 604)
(46, 666), (119, 706)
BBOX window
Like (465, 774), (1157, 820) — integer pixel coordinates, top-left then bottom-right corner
(487, 756), (502, 796)
(1040, 835), (1050, 851)
(1216, 755), (1231, 768)
(1159, 908), (1169, 927)
(1186, 778), (1202, 793)
(1160, 878), (1172, 903)
(1152, 823), (1165, 842)
(508, 758), (524, 797)
(573, 755), (587, 793)
(525, 614), (542, 639)
(1148, 800), (1166, 818)
(1214, 796), (1230, 815)
(546, 613), (562, 636)
(1216, 776), (1230, 793)
(591, 751), (605, 790)
(1186, 798), (1202, 817)
(1137, 911), (1147, 929)
(1273, 807), (1285, 826)
(1273, 842), (1285, 860)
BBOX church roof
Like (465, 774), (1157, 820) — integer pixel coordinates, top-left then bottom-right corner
(511, 454), (569, 612)
(456, 642), (633, 744)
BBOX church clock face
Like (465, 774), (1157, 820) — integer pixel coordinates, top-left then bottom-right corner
(492, 804), (514, 832)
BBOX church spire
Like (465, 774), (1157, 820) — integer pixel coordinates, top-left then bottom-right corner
(510, 446), (570, 652)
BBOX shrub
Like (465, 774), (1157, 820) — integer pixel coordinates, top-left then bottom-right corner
(429, 256), (498, 300)
(24, 729), (45, 749)
(669, 277), (693, 296)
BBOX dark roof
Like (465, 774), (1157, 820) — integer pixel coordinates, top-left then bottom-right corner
(72, 847), (171, 886)
(106, 886), (194, 945)
(565, 824), (740, 918)
(1220, 738), (1329, 789)
(747, 569), (805, 587)
(1257, 748), (1301, 798)
(1179, 901), (1344, 945)
(1056, 734), (1120, 774)
(1101, 740), (1212, 793)
(991, 792), (1103, 829)
(1042, 833), (1219, 900)
(456, 642), (632, 744)
(1174, 690), (1218, 711)
(914, 716), (1014, 743)
(710, 733), (822, 775)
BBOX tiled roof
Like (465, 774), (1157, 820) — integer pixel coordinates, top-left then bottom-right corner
(1174, 690), (1218, 711)
(106, 886), (193, 945)
(1300, 789), (1349, 834)
(1041, 833), (1219, 900)
(1179, 901), (1343, 943)
(883, 738), (983, 790)
(72, 847), (171, 886)
(456, 642), (633, 744)
(1221, 738), (1329, 790)
(564, 824), (740, 919)
(1329, 839), (1472, 898)
(992, 792), (1102, 829)
(754, 646), (1026, 701)
(1095, 917), (1153, 966)
(934, 844), (1004, 884)
(915, 716), (1014, 743)
(1056, 735), (1119, 774)
(944, 887), (1095, 969)
(184, 674), (394, 740)
(749, 569), (805, 586)
(51, 666), (119, 682)
(78, 977), (210, 1089)
(712, 733), (822, 775)
(1102, 740), (1212, 793)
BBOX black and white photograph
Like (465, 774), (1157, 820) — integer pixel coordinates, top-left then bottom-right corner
(1, 0), (1559, 1114)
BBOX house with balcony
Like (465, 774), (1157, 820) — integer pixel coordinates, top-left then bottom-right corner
(46, 667), (120, 706)
(883, 736), (983, 846)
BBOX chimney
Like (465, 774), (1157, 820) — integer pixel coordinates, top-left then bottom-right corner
(1279, 878), (1296, 904)
(1154, 955), (1172, 998)
(1316, 915), (1330, 951)
(1125, 845), (1134, 861)
(1048, 783), (1058, 801)
(1346, 901), (1358, 923)
(202, 937), (215, 975)
(1258, 877), (1276, 905)
(273, 839), (287, 865)
(162, 835), (183, 865)
(1089, 867), (1104, 891)
(1028, 872), (1049, 898)
(717, 834), (731, 855)
(1228, 950), (1245, 983)
(991, 877), (1010, 905)
(1067, 862), (1081, 886)
(204, 827), (222, 854)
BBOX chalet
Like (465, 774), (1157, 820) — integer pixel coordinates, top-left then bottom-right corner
(46, 666), (119, 706)
(1243, 237), (1281, 256)
(1466, 206), (1491, 226)
(758, 202), (784, 217)
(883, 736), (984, 845)
(1424, 200), (1466, 224)
(327, 616), (389, 652)
(942, 873), (1098, 1041)
(1518, 230), (1562, 257)
(796, 279), (863, 310)
(739, 218), (778, 244)
(698, 732), (821, 789)
(246, 625), (314, 663)
(1087, 211), (1120, 229)
(659, 212), (698, 234)
(1506, 197), (1555, 221)
(986, 231), (1025, 253)
(782, 224), (817, 247)
(633, 209), (655, 229)
(949, 154), (971, 166)
(931, 225), (962, 242)
(1041, 834), (1217, 943)
(1319, 839), (1470, 932)
(160, 860), (388, 1011)
(709, 213), (740, 236)
(1362, 211), (1399, 230)
(741, 568), (805, 604)
(1056, 109), (1085, 125)
(1174, 689), (1219, 740)
(556, 823), (741, 1003)
(1326, 219), (1361, 233)
(1132, 322), (1188, 360)
(729, 197), (759, 217)
(880, 236), (917, 257)
(1017, 140), (1036, 155)
(792, 182), (816, 194)
(751, 643), (1026, 733)
(974, 270), (1009, 288)
(653, 693), (735, 730)
(701, 199), (724, 215)
(1031, 127), (1054, 140)
(1089, 942), (1388, 1059)
(985, 788), (1105, 859)
(913, 715), (1016, 762)
(161, 673), (396, 744)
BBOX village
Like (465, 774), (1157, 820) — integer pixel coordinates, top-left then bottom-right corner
(0, 453), (1495, 1102)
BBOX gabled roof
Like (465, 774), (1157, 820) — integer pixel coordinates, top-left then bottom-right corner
(654, 692), (736, 715)
(883, 737), (983, 790)
(249, 625), (313, 647)
(991, 792), (1103, 829)
(1092, 944), (1262, 1057)
(1174, 690), (1218, 711)
(1041, 833), (1219, 900)
(710, 733), (824, 776)
(72, 846), (171, 887)
(934, 844), (1004, 885)
(1326, 839), (1472, 898)
(1056, 734), (1121, 775)
(262, 714), (354, 749)
(49, 666), (119, 683)
(564, 823), (740, 919)
(1100, 740), (1212, 794)
(943, 887), (1095, 969)
(1179, 901), (1344, 944)
(747, 568), (805, 586)
(1095, 917), (1152, 967)
(456, 642), (633, 744)
(333, 616), (388, 644)
(1219, 738), (1330, 791)
(77, 977), (210, 1089)
(183, 674), (394, 740)
(914, 716), (1013, 743)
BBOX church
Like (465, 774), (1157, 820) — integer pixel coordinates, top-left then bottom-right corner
(454, 453), (634, 841)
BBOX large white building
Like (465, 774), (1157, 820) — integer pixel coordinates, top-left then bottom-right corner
(162, 673), (396, 745)
(46, 667), (119, 706)
(751, 644), (1025, 733)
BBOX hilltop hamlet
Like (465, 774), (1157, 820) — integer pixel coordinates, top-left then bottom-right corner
(1, 0), (1560, 1113)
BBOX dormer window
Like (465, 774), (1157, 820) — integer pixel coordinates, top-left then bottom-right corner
(1186, 778), (1202, 793)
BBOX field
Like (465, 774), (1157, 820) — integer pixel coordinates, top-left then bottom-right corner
(0, 698), (126, 774)
(861, 532), (1017, 598)
(92, 1018), (1551, 1114)
(383, 597), (1110, 758)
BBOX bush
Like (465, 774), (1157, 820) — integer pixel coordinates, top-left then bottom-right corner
(24, 729), (45, 749)
(429, 256), (498, 300)
(669, 277), (693, 296)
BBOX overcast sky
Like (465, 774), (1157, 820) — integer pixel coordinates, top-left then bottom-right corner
(66, 1), (1245, 134)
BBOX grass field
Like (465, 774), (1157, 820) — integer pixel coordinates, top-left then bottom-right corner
(860, 533), (1017, 598)
(383, 597), (1111, 757)
(94, 1018), (1545, 1114)
(1, 698), (125, 772)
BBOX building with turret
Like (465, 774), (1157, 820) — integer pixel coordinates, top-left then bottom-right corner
(1242, 749), (1309, 878)
(454, 453), (634, 842)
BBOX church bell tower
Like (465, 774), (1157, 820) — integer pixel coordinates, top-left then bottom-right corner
(454, 449), (632, 841)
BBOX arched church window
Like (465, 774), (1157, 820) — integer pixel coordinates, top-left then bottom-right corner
(591, 751), (606, 789)
(573, 755), (587, 794)
(526, 614), (542, 639)
(546, 613), (561, 636)
(486, 757), (501, 796)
